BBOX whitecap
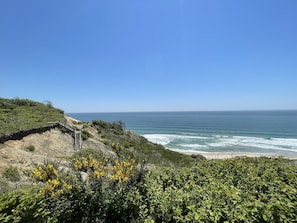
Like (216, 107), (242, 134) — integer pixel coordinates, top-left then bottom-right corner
(143, 134), (209, 146)
(179, 144), (209, 149)
(143, 134), (173, 145)
(143, 133), (297, 154)
(208, 136), (297, 152)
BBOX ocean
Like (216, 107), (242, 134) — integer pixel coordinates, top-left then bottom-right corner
(68, 111), (297, 158)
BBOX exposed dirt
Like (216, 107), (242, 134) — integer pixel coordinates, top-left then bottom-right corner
(0, 128), (73, 172)
(0, 116), (115, 179)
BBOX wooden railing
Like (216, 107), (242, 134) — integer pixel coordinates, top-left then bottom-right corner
(0, 121), (82, 150)
(49, 121), (82, 150)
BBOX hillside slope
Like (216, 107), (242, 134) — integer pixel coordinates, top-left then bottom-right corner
(0, 98), (204, 187)
(0, 115), (113, 174)
(0, 98), (64, 136)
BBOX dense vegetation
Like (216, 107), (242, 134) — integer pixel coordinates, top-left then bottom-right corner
(1, 98), (297, 222)
(0, 98), (64, 136)
(0, 97), (202, 167)
(1, 153), (296, 222)
(91, 120), (204, 167)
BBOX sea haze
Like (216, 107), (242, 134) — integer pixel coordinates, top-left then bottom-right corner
(68, 111), (297, 158)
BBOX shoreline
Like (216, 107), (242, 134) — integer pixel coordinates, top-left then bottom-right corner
(66, 115), (297, 160)
(177, 150), (297, 160)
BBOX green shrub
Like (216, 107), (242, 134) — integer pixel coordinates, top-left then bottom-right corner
(1, 157), (297, 222)
(2, 166), (20, 182)
(81, 129), (91, 140)
(190, 154), (207, 160)
(26, 145), (35, 152)
(92, 120), (124, 135)
(0, 189), (50, 223)
(73, 148), (104, 159)
(0, 178), (11, 195)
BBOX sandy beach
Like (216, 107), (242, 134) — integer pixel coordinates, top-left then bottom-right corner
(178, 151), (297, 160)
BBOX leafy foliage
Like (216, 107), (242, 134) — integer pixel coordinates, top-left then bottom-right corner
(138, 157), (297, 222)
(72, 152), (137, 183)
(0, 189), (52, 223)
(1, 98), (296, 222)
(32, 161), (74, 197)
(32, 162), (59, 182)
(1, 156), (296, 222)
(92, 120), (125, 136)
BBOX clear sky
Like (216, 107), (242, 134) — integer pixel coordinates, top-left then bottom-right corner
(1, 0), (297, 112)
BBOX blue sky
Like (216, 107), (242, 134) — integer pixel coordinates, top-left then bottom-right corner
(1, 0), (297, 112)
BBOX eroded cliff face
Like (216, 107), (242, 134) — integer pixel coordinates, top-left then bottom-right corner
(0, 128), (74, 173)
(0, 117), (115, 180)
(0, 114), (196, 189)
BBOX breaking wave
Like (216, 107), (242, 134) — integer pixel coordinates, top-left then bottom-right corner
(143, 134), (297, 156)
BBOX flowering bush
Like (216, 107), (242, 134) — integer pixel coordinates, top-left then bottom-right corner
(2, 150), (297, 223)
(32, 162), (72, 197)
(72, 154), (136, 183)
(32, 163), (58, 182)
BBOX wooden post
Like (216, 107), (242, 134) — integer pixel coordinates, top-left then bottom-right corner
(74, 130), (82, 150)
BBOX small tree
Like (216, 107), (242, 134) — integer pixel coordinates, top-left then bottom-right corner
(44, 100), (53, 108)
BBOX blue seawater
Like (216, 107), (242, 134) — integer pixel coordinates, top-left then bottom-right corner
(68, 111), (297, 158)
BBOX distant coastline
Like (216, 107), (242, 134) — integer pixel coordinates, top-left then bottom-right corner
(68, 111), (297, 159)
(177, 151), (297, 160)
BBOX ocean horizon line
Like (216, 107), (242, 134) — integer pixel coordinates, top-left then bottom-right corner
(67, 109), (297, 114)
(67, 111), (297, 158)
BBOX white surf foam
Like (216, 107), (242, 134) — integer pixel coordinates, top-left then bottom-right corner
(143, 133), (297, 153)
(143, 134), (208, 145)
(143, 134), (173, 145)
(179, 144), (209, 149)
(208, 136), (297, 152)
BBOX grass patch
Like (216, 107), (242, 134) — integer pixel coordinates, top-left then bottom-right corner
(2, 166), (20, 182)
(0, 97), (65, 136)
(72, 148), (105, 159)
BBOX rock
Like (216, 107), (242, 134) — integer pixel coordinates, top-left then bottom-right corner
(80, 171), (89, 183)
